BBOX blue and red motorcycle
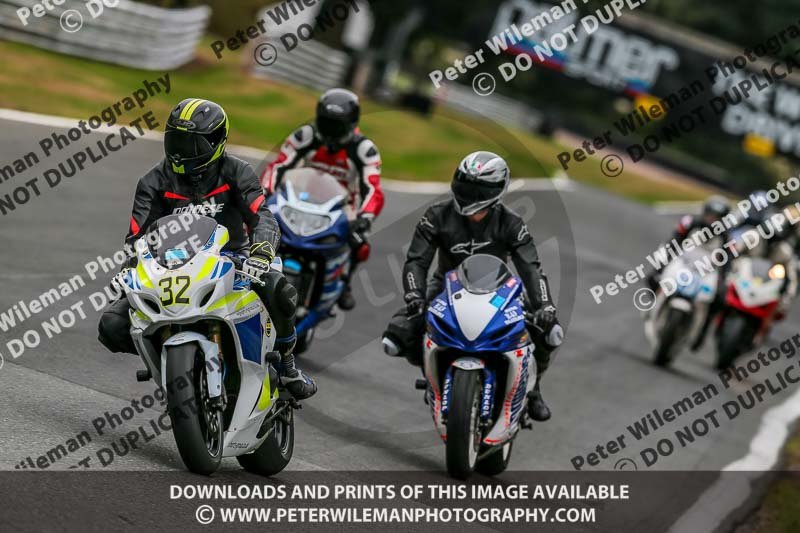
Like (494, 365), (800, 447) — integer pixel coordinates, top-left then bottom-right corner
(268, 168), (358, 354)
(420, 254), (541, 479)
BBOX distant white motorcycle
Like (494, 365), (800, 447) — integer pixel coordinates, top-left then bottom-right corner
(122, 214), (296, 475)
(644, 247), (719, 367)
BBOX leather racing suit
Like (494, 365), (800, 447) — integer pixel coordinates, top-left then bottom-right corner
(97, 154), (297, 356)
(383, 199), (560, 379)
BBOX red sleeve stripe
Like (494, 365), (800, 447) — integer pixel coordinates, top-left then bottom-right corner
(263, 151), (289, 191)
(204, 183), (231, 198)
(250, 194), (266, 213)
(164, 191), (190, 200)
(130, 216), (140, 235)
(359, 173), (384, 217)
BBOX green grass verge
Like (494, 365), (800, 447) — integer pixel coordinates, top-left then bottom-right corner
(733, 429), (800, 533)
(0, 38), (715, 204)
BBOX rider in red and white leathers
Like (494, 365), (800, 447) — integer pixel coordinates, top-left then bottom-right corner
(260, 88), (383, 310)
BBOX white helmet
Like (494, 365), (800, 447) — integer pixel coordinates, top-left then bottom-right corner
(451, 151), (510, 215)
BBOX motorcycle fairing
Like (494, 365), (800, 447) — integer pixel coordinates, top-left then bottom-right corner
(126, 220), (278, 458)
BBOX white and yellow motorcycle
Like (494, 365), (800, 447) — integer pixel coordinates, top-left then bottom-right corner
(121, 214), (295, 475)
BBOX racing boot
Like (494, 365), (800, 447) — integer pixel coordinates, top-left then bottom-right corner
(527, 380), (551, 422)
(527, 337), (556, 422)
(337, 283), (356, 311)
(276, 335), (317, 400)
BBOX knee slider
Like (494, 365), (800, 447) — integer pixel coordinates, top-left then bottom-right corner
(277, 281), (297, 316)
(97, 313), (132, 353)
(262, 272), (297, 316)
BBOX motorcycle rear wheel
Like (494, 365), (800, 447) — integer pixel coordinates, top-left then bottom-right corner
(445, 369), (483, 480)
(166, 344), (224, 475)
(237, 405), (294, 476)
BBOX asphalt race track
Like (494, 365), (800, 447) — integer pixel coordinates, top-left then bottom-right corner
(1, 117), (799, 530)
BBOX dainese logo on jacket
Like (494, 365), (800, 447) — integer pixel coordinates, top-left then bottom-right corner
(173, 202), (225, 216)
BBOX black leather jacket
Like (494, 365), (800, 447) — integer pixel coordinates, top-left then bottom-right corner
(125, 154), (280, 254)
(403, 199), (553, 310)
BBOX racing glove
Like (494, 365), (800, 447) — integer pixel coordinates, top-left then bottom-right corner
(404, 291), (426, 317)
(243, 241), (276, 279)
(533, 305), (558, 332)
(110, 267), (132, 296)
(349, 215), (372, 248)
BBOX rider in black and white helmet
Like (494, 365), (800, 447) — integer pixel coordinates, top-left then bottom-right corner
(382, 151), (563, 422)
(451, 151), (511, 215)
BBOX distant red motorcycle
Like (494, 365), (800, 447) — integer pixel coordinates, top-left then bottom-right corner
(715, 255), (786, 370)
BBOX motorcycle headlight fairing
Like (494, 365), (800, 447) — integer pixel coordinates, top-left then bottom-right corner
(280, 206), (332, 237)
(769, 264), (786, 280)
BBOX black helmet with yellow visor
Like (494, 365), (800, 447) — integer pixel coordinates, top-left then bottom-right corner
(164, 98), (229, 176)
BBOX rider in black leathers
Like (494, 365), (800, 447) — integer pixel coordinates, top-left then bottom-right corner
(381, 151), (563, 422)
(97, 98), (316, 399)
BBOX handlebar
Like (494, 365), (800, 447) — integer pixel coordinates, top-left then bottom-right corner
(235, 269), (266, 286)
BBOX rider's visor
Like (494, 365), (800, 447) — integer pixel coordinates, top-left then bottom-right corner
(165, 130), (214, 163)
(316, 115), (351, 143)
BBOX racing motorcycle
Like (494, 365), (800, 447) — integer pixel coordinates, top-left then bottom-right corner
(268, 168), (356, 354)
(644, 247), (718, 367)
(715, 253), (786, 370)
(418, 254), (544, 480)
(122, 214), (296, 476)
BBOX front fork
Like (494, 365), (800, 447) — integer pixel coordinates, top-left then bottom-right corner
(440, 366), (495, 427)
(207, 323), (226, 411)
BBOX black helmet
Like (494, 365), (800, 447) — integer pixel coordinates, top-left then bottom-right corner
(451, 151), (510, 216)
(315, 88), (359, 149)
(742, 191), (770, 226)
(165, 98), (229, 176)
(702, 195), (730, 221)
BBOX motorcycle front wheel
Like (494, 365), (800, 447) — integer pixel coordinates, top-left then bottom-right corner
(445, 369), (483, 480)
(653, 307), (689, 367)
(166, 344), (224, 475)
(476, 441), (513, 476)
(716, 313), (755, 370)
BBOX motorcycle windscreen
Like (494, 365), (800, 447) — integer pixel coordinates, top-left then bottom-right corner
(147, 214), (219, 269)
(282, 168), (348, 205)
(456, 254), (511, 295)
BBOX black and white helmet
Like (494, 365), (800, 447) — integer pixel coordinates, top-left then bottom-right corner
(451, 151), (510, 215)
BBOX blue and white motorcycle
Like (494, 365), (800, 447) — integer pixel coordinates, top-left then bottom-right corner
(268, 169), (353, 354)
(420, 254), (540, 479)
